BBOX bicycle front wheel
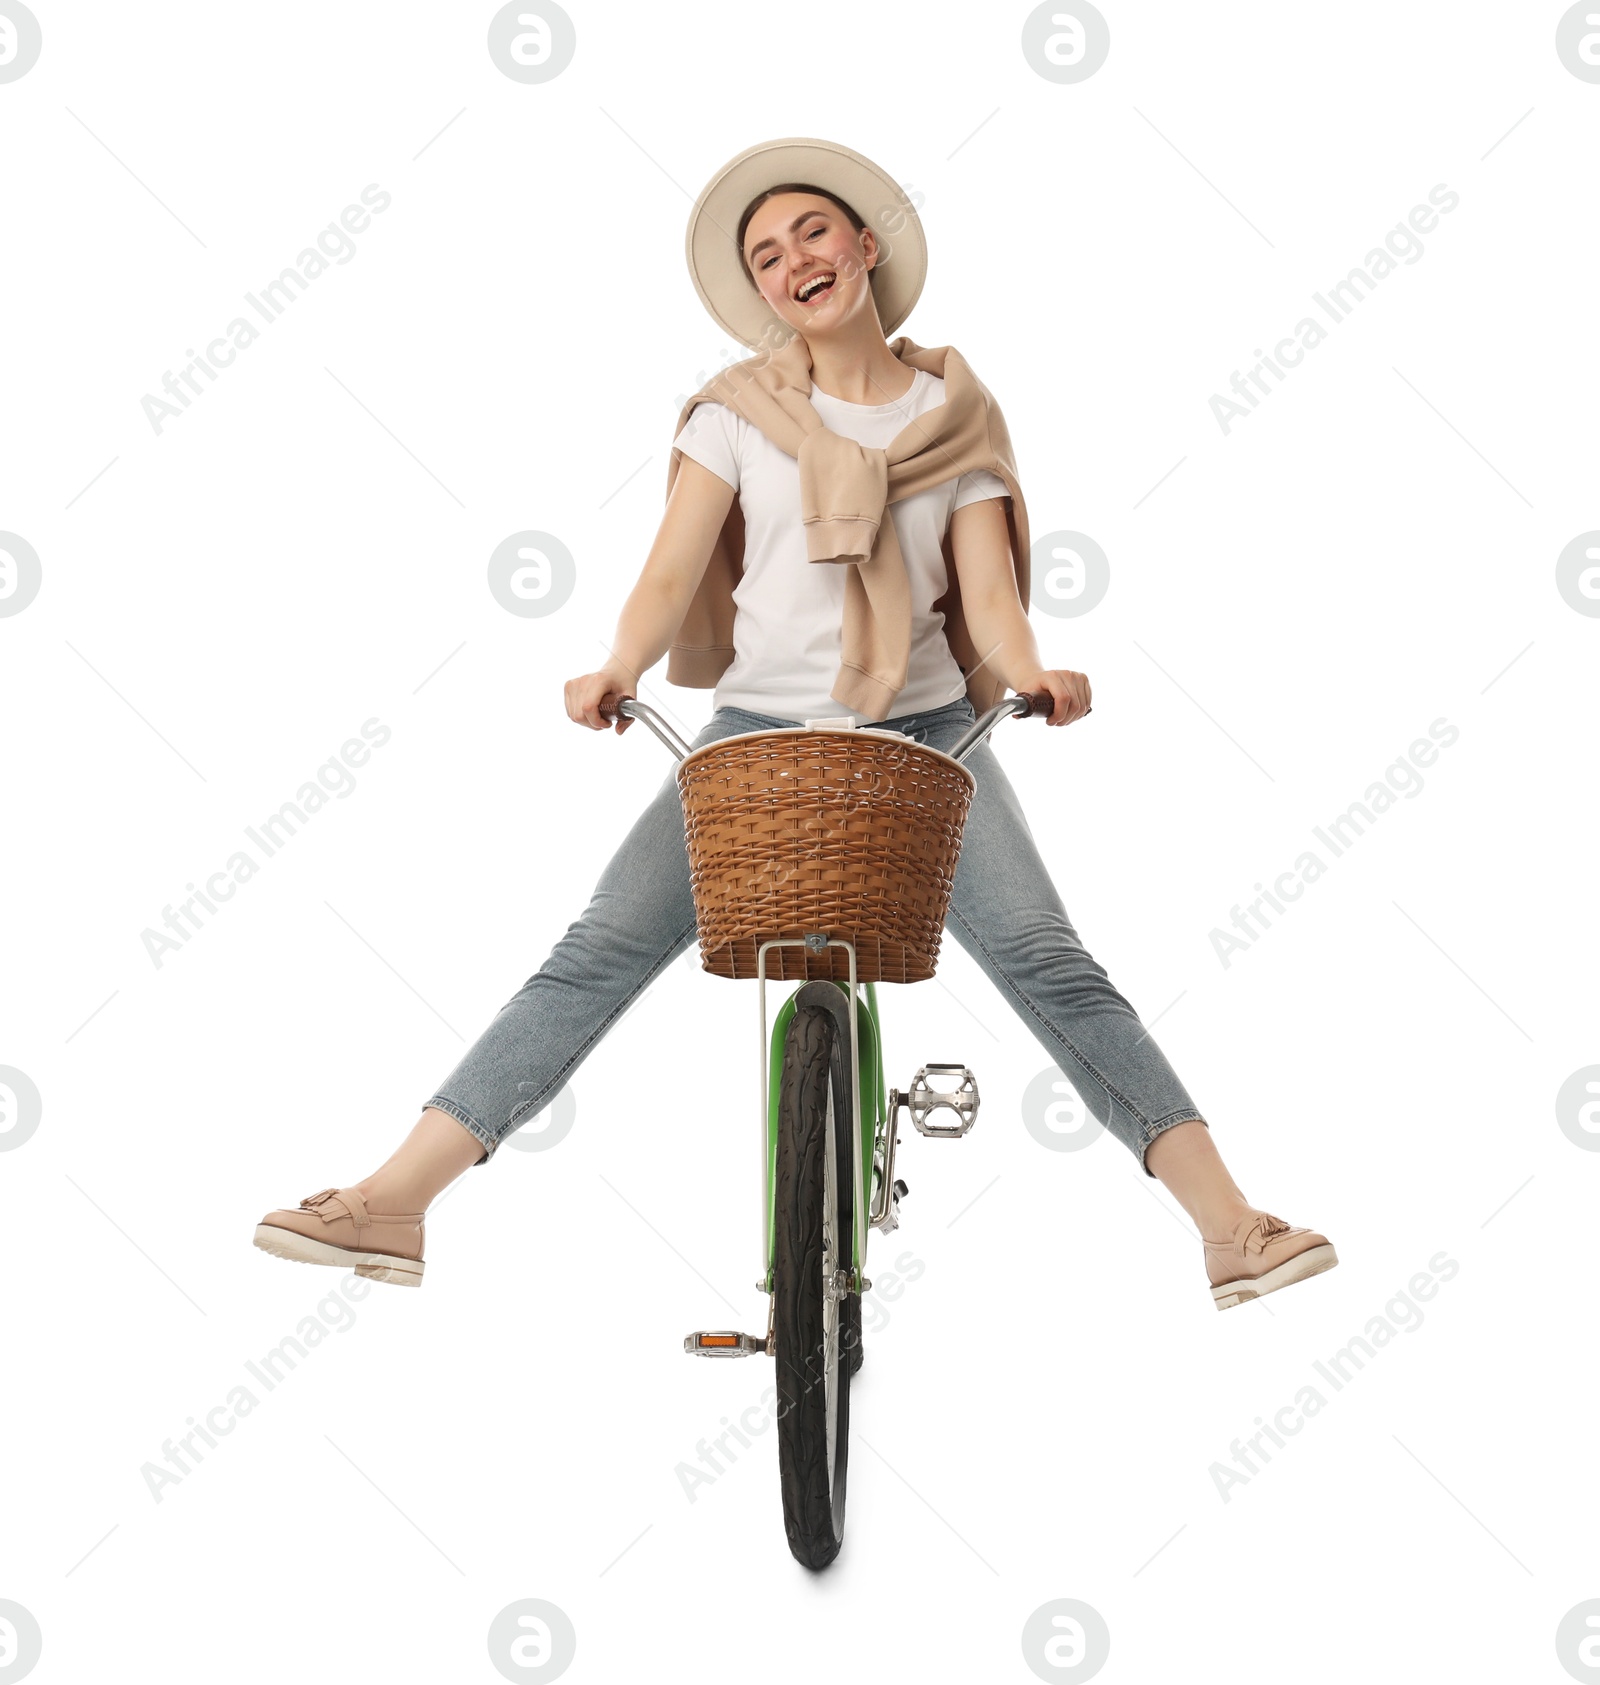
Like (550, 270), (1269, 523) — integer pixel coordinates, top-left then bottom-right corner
(773, 1002), (855, 1570)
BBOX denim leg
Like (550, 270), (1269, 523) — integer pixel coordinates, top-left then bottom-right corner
(428, 698), (1203, 1175)
(911, 704), (1207, 1176)
(422, 709), (771, 1164)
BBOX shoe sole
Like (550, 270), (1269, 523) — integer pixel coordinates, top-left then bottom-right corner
(252, 1223), (425, 1287)
(1212, 1244), (1337, 1310)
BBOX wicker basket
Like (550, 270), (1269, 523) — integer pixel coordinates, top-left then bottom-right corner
(677, 727), (977, 984)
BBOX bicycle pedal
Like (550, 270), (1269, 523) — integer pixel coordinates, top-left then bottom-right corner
(899, 1063), (980, 1137)
(684, 1330), (768, 1358)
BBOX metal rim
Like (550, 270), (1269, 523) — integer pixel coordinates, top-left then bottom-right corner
(676, 725), (978, 792)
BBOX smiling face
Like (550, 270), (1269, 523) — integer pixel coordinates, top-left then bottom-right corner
(740, 191), (883, 340)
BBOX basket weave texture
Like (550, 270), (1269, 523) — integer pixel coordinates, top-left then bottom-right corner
(678, 728), (976, 983)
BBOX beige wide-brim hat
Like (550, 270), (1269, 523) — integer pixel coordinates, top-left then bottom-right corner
(685, 136), (928, 352)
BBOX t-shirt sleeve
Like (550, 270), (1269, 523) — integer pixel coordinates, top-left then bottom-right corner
(952, 468), (1010, 511)
(672, 401), (740, 492)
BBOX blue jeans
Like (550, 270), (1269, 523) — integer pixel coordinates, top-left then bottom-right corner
(424, 697), (1205, 1176)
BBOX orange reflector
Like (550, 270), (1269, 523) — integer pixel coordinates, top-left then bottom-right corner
(699, 1335), (739, 1346)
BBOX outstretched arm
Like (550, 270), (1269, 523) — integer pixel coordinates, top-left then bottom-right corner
(564, 457), (736, 731)
(949, 497), (1092, 726)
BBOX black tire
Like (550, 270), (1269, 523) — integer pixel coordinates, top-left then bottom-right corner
(773, 1004), (856, 1569)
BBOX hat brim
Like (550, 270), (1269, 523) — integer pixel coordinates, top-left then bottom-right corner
(685, 136), (927, 352)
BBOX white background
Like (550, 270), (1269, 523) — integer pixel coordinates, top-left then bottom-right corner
(3, 2), (1596, 1681)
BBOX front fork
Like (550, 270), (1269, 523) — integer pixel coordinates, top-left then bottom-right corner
(755, 941), (985, 1295)
(756, 937), (883, 1297)
(686, 941), (978, 1359)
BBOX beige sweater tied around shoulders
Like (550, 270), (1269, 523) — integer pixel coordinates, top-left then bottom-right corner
(662, 332), (1033, 719)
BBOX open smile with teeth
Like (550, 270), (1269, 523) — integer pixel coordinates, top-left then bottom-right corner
(795, 271), (838, 304)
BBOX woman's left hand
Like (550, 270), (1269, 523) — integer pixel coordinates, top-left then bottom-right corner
(1019, 669), (1093, 726)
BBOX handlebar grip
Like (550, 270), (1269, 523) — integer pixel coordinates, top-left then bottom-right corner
(1016, 692), (1092, 719)
(597, 695), (635, 723)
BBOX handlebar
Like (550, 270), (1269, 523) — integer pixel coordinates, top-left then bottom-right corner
(945, 691), (1059, 763)
(594, 697), (694, 759)
(597, 689), (1085, 768)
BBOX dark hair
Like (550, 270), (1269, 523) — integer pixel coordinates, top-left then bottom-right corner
(736, 182), (868, 287)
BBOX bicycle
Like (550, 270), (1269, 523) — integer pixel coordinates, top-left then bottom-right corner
(597, 689), (1054, 1569)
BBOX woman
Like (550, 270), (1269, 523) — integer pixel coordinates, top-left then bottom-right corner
(253, 138), (1336, 1311)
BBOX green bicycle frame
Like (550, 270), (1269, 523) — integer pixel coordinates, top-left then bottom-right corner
(759, 979), (884, 1292)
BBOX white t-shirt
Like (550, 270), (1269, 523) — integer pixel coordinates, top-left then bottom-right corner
(671, 365), (1011, 725)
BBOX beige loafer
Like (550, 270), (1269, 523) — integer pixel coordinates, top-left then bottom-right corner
(253, 1186), (426, 1287)
(1204, 1211), (1336, 1310)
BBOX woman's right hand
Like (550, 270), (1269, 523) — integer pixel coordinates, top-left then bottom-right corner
(564, 668), (635, 733)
